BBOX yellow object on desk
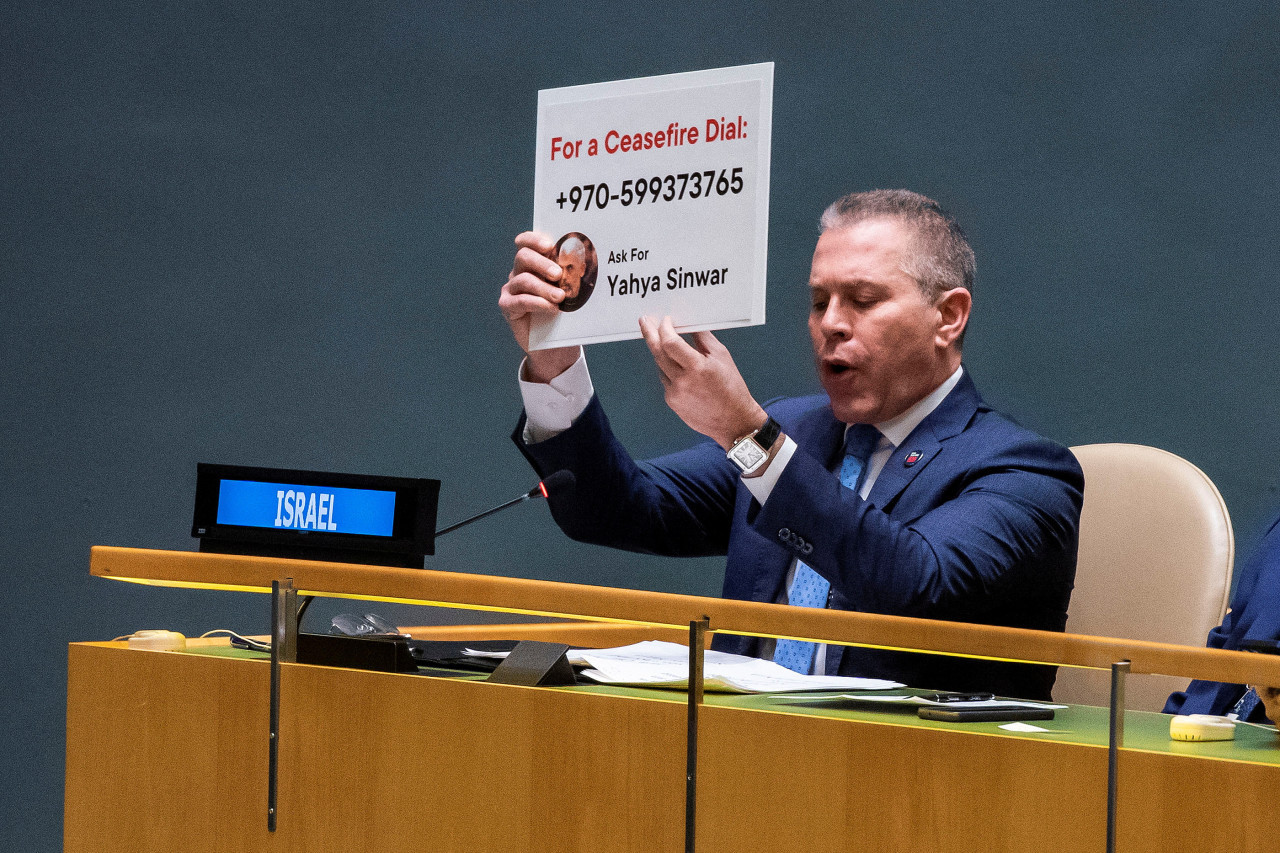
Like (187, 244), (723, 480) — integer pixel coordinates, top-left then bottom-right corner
(1170, 714), (1237, 742)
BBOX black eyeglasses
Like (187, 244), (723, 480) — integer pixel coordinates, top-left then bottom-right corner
(329, 612), (409, 638)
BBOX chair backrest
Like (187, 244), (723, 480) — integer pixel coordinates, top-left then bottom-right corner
(1056, 444), (1234, 710)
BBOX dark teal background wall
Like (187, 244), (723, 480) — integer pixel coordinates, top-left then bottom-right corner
(5, 2), (1279, 847)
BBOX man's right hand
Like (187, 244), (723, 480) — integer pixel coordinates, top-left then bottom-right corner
(500, 231), (581, 382)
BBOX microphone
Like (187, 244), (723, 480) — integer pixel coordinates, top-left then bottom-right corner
(434, 470), (576, 537)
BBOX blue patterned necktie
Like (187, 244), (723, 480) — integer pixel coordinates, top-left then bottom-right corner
(774, 424), (881, 674)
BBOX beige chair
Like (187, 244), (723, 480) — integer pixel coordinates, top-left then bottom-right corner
(1054, 444), (1234, 710)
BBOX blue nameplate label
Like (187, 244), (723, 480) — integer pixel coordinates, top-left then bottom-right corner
(215, 480), (396, 537)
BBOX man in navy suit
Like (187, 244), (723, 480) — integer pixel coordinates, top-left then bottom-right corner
(499, 189), (1083, 700)
(1165, 516), (1280, 723)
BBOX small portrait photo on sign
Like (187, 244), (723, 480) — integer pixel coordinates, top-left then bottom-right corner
(553, 231), (597, 312)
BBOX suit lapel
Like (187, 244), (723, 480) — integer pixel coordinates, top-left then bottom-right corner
(813, 412), (849, 470)
(868, 435), (942, 506)
(868, 371), (984, 507)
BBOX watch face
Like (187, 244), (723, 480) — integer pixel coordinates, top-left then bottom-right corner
(731, 440), (766, 470)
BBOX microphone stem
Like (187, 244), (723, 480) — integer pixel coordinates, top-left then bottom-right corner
(435, 493), (533, 537)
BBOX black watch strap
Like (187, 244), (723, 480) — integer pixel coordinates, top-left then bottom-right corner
(754, 416), (782, 452)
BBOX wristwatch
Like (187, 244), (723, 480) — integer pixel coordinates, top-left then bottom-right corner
(727, 416), (783, 476)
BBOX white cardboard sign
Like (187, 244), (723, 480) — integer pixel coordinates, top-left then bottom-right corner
(529, 62), (773, 350)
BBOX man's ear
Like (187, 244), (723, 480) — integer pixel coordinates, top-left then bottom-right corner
(934, 287), (972, 348)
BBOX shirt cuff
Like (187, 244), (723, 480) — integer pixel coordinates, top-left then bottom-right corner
(519, 351), (595, 444)
(741, 436), (798, 505)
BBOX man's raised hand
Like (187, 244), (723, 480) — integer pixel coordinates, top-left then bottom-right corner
(500, 231), (580, 382)
(638, 315), (767, 449)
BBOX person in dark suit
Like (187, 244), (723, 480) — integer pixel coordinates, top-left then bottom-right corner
(1165, 515), (1280, 723)
(499, 189), (1083, 700)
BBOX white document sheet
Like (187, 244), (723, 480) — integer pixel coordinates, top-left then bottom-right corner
(998, 722), (1057, 733)
(463, 640), (901, 694)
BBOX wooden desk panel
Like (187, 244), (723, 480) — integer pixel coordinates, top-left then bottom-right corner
(64, 644), (272, 853)
(275, 662), (686, 851)
(698, 706), (1110, 852)
(66, 642), (1280, 853)
(1118, 748), (1280, 851)
(66, 643), (688, 853)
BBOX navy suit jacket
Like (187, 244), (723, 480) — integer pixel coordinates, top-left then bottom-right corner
(515, 372), (1083, 700)
(1164, 515), (1280, 721)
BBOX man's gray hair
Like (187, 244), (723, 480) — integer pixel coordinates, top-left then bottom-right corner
(819, 189), (975, 303)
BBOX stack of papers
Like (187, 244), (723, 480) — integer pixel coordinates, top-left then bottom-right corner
(464, 640), (901, 694)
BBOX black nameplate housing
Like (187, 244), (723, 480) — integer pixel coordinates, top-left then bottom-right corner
(192, 463), (440, 568)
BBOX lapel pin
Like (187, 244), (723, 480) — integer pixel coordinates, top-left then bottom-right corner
(904, 450), (923, 467)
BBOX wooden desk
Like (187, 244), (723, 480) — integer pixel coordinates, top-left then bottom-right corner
(66, 639), (1280, 853)
(67, 548), (1280, 852)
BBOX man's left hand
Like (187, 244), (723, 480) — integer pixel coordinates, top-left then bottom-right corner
(639, 316), (768, 450)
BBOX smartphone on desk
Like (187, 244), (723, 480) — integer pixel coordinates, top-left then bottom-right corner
(918, 705), (1055, 723)
(919, 692), (995, 703)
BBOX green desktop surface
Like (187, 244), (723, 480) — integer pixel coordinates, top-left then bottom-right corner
(185, 644), (1280, 765)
